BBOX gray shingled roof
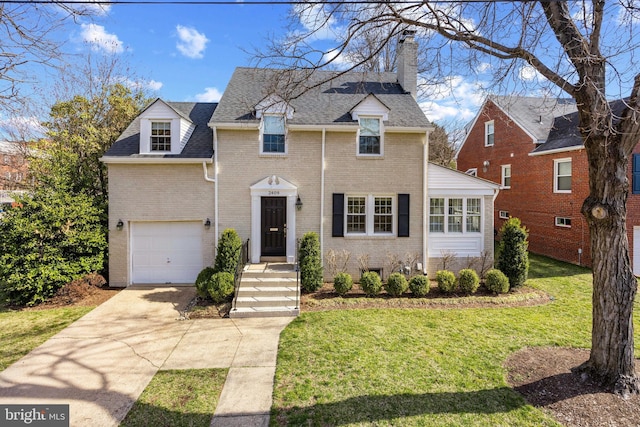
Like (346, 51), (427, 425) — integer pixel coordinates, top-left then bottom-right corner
(104, 102), (217, 158)
(490, 95), (578, 143)
(210, 67), (431, 128)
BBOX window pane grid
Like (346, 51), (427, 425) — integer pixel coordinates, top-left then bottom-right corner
(429, 198), (445, 233)
(374, 197), (393, 233)
(347, 197), (366, 233)
(466, 198), (481, 232)
(555, 160), (572, 191)
(429, 198), (482, 234)
(151, 122), (171, 151)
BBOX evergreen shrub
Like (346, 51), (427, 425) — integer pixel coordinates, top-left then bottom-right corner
(359, 271), (383, 296)
(497, 217), (529, 288)
(333, 272), (353, 296)
(409, 275), (430, 297)
(458, 269), (480, 294)
(206, 272), (235, 303)
(385, 272), (408, 296)
(485, 269), (510, 294)
(299, 232), (323, 292)
(213, 229), (242, 274)
(195, 267), (216, 298)
(436, 270), (457, 293)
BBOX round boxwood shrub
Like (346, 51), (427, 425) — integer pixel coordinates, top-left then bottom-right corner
(299, 232), (323, 293)
(206, 271), (235, 304)
(359, 271), (383, 296)
(458, 268), (480, 294)
(409, 275), (430, 297)
(385, 272), (408, 297)
(485, 268), (510, 294)
(195, 266), (216, 298)
(333, 272), (353, 296)
(436, 270), (457, 293)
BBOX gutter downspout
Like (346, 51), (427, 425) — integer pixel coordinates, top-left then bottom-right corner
(213, 126), (219, 254)
(320, 128), (326, 266)
(423, 131), (429, 275)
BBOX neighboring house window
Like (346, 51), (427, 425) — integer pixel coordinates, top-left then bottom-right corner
(345, 194), (395, 236)
(485, 121), (494, 146)
(262, 115), (286, 153)
(502, 165), (511, 188)
(554, 158), (572, 193)
(151, 121), (171, 152)
(499, 210), (509, 219)
(429, 197), (482, 233)
(358, 117), (382, 155)
(465, 168), (477, 177)
(555, 217), (572, 228)
(634, 154), (640, 194)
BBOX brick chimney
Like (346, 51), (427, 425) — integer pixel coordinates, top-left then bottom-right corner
(397, 30), (417, 99)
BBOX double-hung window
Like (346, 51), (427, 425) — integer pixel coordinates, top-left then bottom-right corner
(429, 197), (482, 234)
(485, 121), (494, 146)
(151, 121), (171, 152)
(262, 115), (286, 154)
(502, 165), (511, 189)
(554, 158), (572, 193)
(346, 195), (394, 235)
(358, 117), (382, 155)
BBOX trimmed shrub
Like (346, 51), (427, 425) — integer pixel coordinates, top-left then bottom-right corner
(195, 266), (216, 298)
(485, 269), (510, 294)
(458, 268), (480, 294)
(385, 272), (408, 297)
(359, 271), (383, 296)
(333, 272), (353, 296)
(206, 272), (235, 304)
(409, 275), (430, 297)
(497, 217), (529, 288)
(299, 232), (323, 293)
(436, 270), (457, 293)
(214, 229), (242, 274)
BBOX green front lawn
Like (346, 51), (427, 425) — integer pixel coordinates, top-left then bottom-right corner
(0, 305), (94, 371)
(270, 254), (640, 426)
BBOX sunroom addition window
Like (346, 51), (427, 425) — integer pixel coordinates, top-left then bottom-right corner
(359, 117), (381, 155)
(262, 115), (286, 153)
(485, 121), (494, 146)
(429, 198), (482, 234)
(151, 121), (171, 152)
(554, 158), (571, 192)
(346, 195), (394, 235)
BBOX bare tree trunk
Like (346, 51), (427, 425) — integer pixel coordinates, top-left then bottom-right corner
(579, 131), (639, 397)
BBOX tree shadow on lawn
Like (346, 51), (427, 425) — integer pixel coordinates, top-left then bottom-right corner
(272, 385), (587, 425)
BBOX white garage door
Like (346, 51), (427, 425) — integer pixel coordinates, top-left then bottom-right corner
(634, 227), (640, 277)
(131, 221), (203, 284)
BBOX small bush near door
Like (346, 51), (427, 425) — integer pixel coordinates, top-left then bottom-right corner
(299, 232), (323, 292)
(214, 229), (242, 274)
(206, 272), (235, 303)
(195, 267), (216, 298)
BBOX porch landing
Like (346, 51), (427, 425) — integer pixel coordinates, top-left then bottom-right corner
(229, 263), (300, 318)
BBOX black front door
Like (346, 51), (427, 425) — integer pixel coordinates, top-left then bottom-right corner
(261, 197), (286, 256)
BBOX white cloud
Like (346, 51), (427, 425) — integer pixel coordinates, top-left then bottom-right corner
(420, 100), (476, 123)
(194, 87), (223, 102)
(0, 116), (45, 139)
(80, 23), (124, 54)
(176, 25), (209, 59)
(519, 65), (544, 82)
(293, 3), (341, 40)
(121, 78), (163, 91)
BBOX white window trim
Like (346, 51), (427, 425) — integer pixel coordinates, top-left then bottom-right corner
(428, 197), (483, 234)
(555, 216), (572, 228)
(465, 168), (478, 177)
(501, 164), (511, 189)
(345, 194), (395, 236)
(485, 121), (495, 147)
(554, 158), (572, 193)
(259, 114), (288, 156)
(499, 210), (509, 219)
(150, 120), (172, 153)
(356, 116), (384, 157)
(140, 118), (179, 155)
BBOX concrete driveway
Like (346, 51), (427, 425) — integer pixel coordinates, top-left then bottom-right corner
(0, 286), (293, 427)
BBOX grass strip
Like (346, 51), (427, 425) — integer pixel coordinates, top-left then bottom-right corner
(121, 368), (228, 427)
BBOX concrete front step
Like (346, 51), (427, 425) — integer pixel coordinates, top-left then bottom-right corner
(239, 277), (297, 288)
(237, 286), (298, 297)
(229, 306), (300, 318)
(234, 295), (299, 308)
(242, 271), (298, 279)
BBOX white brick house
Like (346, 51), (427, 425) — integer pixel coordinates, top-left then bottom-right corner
(101, 34), (499, 287)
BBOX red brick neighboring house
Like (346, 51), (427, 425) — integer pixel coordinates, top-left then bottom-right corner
(456, 96), (640, 274)
(0, 140), (29, 208)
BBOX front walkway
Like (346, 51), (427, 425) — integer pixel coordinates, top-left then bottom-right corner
(0, 286), (292, 427)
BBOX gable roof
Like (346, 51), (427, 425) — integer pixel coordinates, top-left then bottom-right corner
(210, 67), (431, 129)
(103, 101), (217, 159)
(428, 162), (500, 196)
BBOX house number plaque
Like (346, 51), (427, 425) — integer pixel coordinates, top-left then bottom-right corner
(268, 191), (280, 195)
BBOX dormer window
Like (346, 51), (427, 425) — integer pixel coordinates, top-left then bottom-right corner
(358, 117), (382, 155)
(261, 115), (286, 154)
(151, 121), (172, 152)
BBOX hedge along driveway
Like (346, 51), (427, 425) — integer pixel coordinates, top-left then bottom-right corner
(271, 255), (640, 426)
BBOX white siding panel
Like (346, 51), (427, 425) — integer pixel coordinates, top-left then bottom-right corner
(429, 234), (483, 258)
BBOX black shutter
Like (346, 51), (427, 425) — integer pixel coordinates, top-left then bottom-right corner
(332, 193), (344, 237)
(633, 154), (640, 194)
(398, 194), (410, 237)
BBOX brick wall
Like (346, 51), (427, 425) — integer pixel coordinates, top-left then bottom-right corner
(458, 99), (640, 269)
